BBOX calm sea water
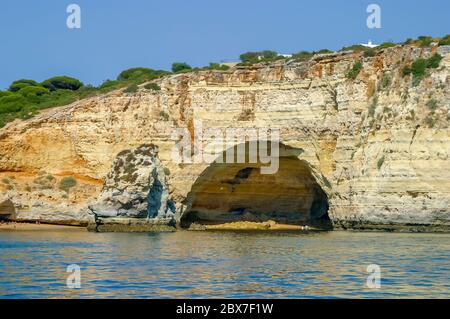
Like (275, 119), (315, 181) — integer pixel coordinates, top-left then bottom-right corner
(0, 229), (449, 298)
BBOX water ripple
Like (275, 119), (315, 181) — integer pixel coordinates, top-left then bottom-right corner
(0, 230), (449, 298)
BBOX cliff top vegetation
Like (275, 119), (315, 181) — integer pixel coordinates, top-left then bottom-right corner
(1, 34), (449, 128)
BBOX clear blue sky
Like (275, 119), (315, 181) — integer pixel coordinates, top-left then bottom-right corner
(1, 0), (449, 89)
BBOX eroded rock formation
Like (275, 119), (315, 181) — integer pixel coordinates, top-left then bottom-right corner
(89, 144), (175, 220)
(1, 44), (450, 231)
(181, 144), (331, 229)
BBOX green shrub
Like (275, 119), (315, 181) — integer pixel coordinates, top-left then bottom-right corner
(59, 177), (77, 193)
(159, 110), (169, 121)
(76, 85), (98, 99)
(363, 49), (376, 57)
(368, 96), (378, 118)
(411, 58), (428, 80)
(341, 44), (366, 52)
(9, 79), (39, 92)
(144, 83), (161, 91)
(236, 62), (254, 67)
(17, 108), (38, 120)
(377, 155), (385, 170)
(33, 175), (54, 190)
(346, 61), (363, 79)
(425, 114), (437, 128)
(163, 167), (171, 176)
(0, 95), (29, 114)
(124, 84), (138, 93)
(239, 51), (260, 62)
(2, 177), (10, 184)
(381, 73), (392, 89)
(438, 34), (450, 46)
(118, 68), (150, 81)
(378, 42), (397, 49)
(240, 50), (278, 62)
(41, 76), (83, 91)
(36, 89), (78, 109)
(0, 67), (172, 127)
(426, 99), (438, 112)
(291, 51), (314, 61)
(9, 82), (34, 92)
(172, 62), (192, 73)
(0, 91), (13, 98)
(239, 50), (279, 64)
(18, 86), (50, 97)
(260, 50), (278, 59)
(98, 80), (125, 92)
(418, 36), (433, 47)
(403, 54), (442, 84)
(426, 54), (442, 68)
(207, 63), (230, 71)
(383, 106), (391, 114)
(340, 45), (378, 57)
(117, 68), (168, 83)
(316, 49), (333, 54)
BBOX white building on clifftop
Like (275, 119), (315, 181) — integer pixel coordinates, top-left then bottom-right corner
(361, 40), (378, 48)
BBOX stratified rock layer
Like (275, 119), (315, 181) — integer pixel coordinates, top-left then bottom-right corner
(1, 44), (450, 231)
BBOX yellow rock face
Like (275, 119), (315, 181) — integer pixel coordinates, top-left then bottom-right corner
(1, 45), (450, 230)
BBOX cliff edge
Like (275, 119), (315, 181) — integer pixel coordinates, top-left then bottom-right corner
(1, 44), (450, 231)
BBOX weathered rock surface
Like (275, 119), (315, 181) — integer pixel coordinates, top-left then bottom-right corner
(87, 144), (176, 232)
(89, 144), (175, 219)
(1, 44), (450, 231)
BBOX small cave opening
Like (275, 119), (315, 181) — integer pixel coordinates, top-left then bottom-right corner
(180, 143), (332, 230)
(0, 200), (16, 222)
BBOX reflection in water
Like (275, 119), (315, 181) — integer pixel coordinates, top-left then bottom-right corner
(0, 230), (449, 298)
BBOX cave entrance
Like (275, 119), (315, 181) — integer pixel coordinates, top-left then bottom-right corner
(0, 200), (16, 222)
(181, 143), (332, 230)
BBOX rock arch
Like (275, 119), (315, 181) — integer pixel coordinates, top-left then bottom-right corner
(180, 142), (332, 229)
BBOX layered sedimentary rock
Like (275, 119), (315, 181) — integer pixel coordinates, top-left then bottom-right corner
(1, 44), (450, 231)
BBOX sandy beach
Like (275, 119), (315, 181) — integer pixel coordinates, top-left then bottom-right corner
(204, 220), (311, 231)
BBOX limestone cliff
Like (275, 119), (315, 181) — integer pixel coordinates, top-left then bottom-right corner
(1, 43), (450, 231)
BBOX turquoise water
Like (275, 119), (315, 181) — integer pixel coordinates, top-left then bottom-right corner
(0, 229), (449, 298)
